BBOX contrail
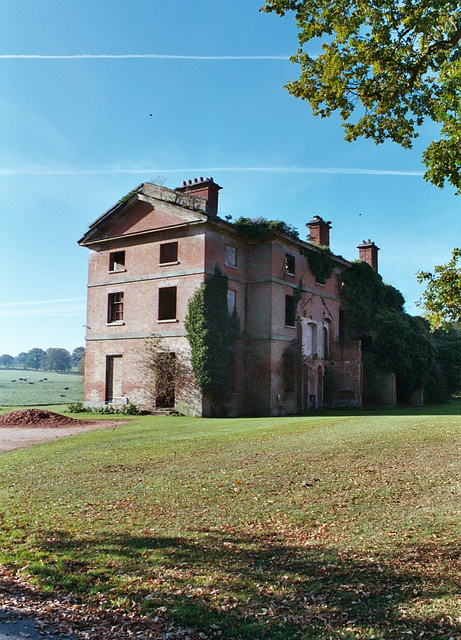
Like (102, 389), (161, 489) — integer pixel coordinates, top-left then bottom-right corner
(0, 166), (425, 177)
(0, 53), (290, 60)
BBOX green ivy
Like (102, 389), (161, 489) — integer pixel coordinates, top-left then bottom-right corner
(185, 265), (240, 414)
(233, 216), (299, 239)
(301, 246), (335, 284)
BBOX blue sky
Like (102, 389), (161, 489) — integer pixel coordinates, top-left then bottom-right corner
(1, 0), (460, 357)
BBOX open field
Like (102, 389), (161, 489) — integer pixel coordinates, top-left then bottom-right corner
(0, 369), (83, 406)
(1, 404), (461, 639)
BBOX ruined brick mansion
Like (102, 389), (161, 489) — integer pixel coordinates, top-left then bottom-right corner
(79, 178), (380, 416)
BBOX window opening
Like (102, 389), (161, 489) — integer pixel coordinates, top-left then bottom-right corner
(155, 352), (176, 408)
(158, 286), (177, 321)
(108, 292), (124, 323)
(285, 295), (296, 327)
(225, 245), (237, 268)
(109, 251), (125, 272)
(285, 254), (295, 275)
(227, 289), (236, 313)
(159, 242), (178, 264)
(323, 326), (329, 359)
(105, 355), (122, 402)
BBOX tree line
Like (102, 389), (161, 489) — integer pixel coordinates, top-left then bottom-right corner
(0, 347), (85, 373)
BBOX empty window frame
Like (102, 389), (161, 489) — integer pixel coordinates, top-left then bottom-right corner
(285, 295), (296, 328)
(105, 354), (123, 402)
(227, 289), (236, 314)
(158, 286), (177, 321)
(159, 241), (178, 265)
(109, 251), (125, 272)
(107, 292), (124, 323)
(285, 254), (295, 275)
(323, 326), (329, 359)
(225, 245), (237, 268)
(283, 351), (296, 393)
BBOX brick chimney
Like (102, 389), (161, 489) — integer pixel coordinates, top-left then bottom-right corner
(307, 216), (332, 247)
(358, 239), (379, 271)
(175, 177), (222, 216)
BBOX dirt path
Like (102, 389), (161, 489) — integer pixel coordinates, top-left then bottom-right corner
(0, 409), (121, 453)
(0, 423), (117, 453)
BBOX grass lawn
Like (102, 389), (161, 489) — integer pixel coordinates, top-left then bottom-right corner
(0, 368), (83, 406)
(1, 404), (461, 639)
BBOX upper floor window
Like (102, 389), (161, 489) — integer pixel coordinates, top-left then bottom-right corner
(227, 289), (236, 314)
(285, 295), (296, 328)
(158, 286), (177, 321)
(225, 245), (237, 268)
(109, 251), (125, 272)
(285, 254), (295, 276)
(159, 241), (178, 265)
(108, 292), (124, 323)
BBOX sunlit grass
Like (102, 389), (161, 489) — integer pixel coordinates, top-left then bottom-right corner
(1, 404), (461, 638)
(0, 369), (83, 406)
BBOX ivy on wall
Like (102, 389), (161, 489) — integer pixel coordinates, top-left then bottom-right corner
(301, 245), (335, 284)
(233, 217), (299, 239)
(185, 265), (240, 414)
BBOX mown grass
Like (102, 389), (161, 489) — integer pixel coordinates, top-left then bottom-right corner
(1, 404), (461, 638)
(0, 368), (83, 406)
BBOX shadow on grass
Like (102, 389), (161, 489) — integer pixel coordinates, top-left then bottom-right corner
(15, 528), (461, 640)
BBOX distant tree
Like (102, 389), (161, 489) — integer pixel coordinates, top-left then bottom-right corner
(25, 348), (46, 371)
(77, 356), (85, 375)
(0, 354), (14, 368)
(417, 248), (461, 330)
(16, 352), (28, 367)
(45, 348), (71, 372)
(71, 346), (85, 367)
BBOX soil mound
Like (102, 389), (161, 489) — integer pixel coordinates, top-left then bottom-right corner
(0, 409), (86, 429)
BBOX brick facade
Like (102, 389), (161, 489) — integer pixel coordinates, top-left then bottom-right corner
(79, 179), (366, 416)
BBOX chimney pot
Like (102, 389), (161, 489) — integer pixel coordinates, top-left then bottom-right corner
(358, 240), (380, 271)
(175, 177), (222, 216)
(306, 215), (332, 247)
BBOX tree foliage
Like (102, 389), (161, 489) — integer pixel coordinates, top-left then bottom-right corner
(25, 348), (46, 370)
(185, 265), (240, 413)
(371, 312), (435, 393)
(417, 248), (461, 329)
(0, 354), (14, 368)
(339, 261), (441, 402)
(45, 348), (71, 372)
(338, 260), (404, 340)
(425, 326), (461, 402)
(71, 346), (85, 367)
(263, 0), (461, 192)
(233, 216), (299, 239)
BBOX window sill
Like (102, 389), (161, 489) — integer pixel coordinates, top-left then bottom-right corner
(315, 282), (325, 287)
(107, 321), (125, 326)
(224, 263), (238, 269)
(285, 324), (296, 329)
(157, 318), (179, 323)
(108, 269), (127, 274)
(158, 261), (180, 267)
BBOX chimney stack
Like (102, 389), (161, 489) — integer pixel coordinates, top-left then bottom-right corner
(307, 216), (332, 248)
(175, 177), (222, 216)
(358, 239), (379, 271)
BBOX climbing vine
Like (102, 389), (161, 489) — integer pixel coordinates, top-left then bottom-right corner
(233, 216), (299, 239)
(185, 265), (240, 414)
(301, 246), (335, 284)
